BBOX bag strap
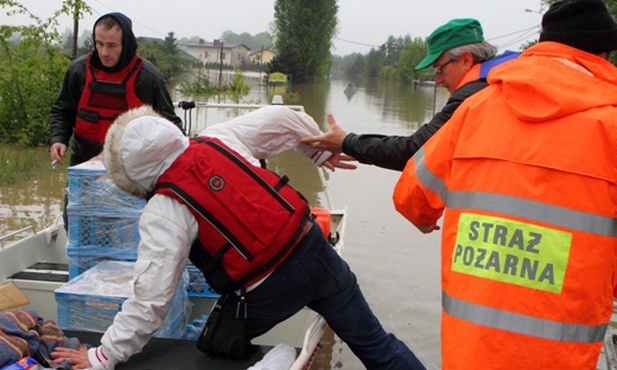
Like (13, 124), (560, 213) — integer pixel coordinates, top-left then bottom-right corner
(236, 288), (247, 319)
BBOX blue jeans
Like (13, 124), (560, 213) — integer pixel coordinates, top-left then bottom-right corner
(243, 222), (426, 370)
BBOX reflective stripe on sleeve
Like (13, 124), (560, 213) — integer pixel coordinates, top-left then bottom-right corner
(414, 147), (447, 200)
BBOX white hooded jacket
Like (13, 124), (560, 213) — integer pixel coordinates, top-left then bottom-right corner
(90, 105), (331, 369)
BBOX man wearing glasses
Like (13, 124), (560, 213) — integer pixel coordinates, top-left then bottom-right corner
(301, 18), (518, 172)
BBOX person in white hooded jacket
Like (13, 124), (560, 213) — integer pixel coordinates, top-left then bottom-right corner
(52, 105), (427, 370)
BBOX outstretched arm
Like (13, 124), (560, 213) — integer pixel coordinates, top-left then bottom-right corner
(202, 106), (355, 170)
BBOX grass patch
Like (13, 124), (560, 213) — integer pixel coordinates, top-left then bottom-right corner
(0, 144), (52, 186)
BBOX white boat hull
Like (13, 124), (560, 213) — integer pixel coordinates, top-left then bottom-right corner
(1, 208), (347, 368)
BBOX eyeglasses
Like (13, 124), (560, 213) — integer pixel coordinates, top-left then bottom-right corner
(433, 58), (458, 74)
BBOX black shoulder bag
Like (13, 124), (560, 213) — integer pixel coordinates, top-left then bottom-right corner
(196, 288), (255, 359)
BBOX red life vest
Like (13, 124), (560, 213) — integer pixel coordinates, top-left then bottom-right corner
(75, 54), (144, 143)
(154, 137), (310, 293)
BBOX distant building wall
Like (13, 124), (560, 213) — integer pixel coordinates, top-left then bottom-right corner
(248, 49), (276, 65)
(180, 39), (250, 68)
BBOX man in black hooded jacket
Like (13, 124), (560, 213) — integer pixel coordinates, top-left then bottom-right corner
(48, 12), (182, 167)
(48, 12), (182, 230)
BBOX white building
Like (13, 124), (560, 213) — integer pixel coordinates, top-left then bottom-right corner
(179, 39), (251, 68)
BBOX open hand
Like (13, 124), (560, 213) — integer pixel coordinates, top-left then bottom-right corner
(300, 114), (347, 153)
(322, 152), (358, 171)
(52, 346), (91, 369)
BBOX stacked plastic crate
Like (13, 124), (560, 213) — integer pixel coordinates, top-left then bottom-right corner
(64, 156), (220, 298)
(55, 261), (190, 339)
(65, 156), (145, 278)
(59, 157), (189, 338)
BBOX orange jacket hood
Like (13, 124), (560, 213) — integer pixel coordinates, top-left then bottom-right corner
(488, 42), (617, 123)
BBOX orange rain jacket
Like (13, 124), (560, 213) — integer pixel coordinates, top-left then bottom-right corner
(393, 42), (617, 370)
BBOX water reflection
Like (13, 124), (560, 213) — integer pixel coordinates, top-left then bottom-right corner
(266, 151), (332, 209)
(293, 79), (448, 138)
(0, 154), (65, 237)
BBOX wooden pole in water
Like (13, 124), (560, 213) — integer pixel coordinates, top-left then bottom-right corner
(218, 41), (224, 88)
(72, 0), (80, 59)
(260, 45), (264, 84)
(432, 82), (437, 116)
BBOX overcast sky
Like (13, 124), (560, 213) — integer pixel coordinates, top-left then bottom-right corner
(5, 0), (545, 55)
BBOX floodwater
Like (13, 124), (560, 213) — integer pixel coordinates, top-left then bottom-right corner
(0, 156), (65, 238)
(0, 76), (610, 369)
(292, 79), (445, 369)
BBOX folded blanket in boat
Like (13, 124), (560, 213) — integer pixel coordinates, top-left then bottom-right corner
(0, 308), (83, 369)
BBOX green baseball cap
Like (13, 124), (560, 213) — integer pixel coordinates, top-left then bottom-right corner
(415, 18), (485, 71)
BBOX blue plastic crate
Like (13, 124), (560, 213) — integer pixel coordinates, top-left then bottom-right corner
(67, 250), (218, 298)
(67, 158), (146, 210)
(186, 265), (220, 298)
(67, 249), (137, 279)
(55, 261), (190, 339)
(183, 314), (209, 341)
(67, 206), (141, 251)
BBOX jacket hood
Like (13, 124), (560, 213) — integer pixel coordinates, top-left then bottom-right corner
(91, 12), (138, 72)
(103, 105), (189, 198)
(487, 42), (617, 123)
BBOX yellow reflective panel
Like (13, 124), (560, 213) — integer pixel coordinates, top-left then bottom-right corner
(452, 213), (572, 294)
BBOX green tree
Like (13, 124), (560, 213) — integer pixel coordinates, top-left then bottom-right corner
(61, 28), (73, 50)
(220, 30), (272, 51)
(0, 39), (68, 146)
(77, 33), (93, 57)
(137, 32), (189, 85)
(335, 34), (412, 82)
(62, 28), (93, 58)
(177, 68), (252, 105)
(398, 37), (433, 83)
(344, 53), (366, 79)
(177, 69), (220, 100)
(331, 52), (367, 80)
(269, 0), (338, 83)
(0, 0), (88, 146)
(382, 35), (411, 67)
(364, 48), (385, 79)
(222, 70), (252, 103)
